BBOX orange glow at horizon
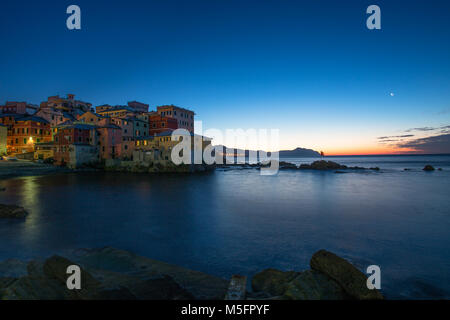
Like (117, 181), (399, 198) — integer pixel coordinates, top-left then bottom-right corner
(323, 145), (418, 156)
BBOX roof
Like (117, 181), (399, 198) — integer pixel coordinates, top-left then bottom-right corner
(98, 124), (121, 129)
(17, 116), (49, 124)
(57, 123), (96, 130)
(155, 130), (175, 137)
(0, 113), (26, 119)
(79, 111), (106, 118)
(125, 116), (147, 122)
(156, 105), (195, 115)
(62, 112), (76, 120)
(97, 106), (135, 113)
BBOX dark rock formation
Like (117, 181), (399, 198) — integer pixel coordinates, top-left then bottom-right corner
(0, 247), (228, 300)
(299, 161), (347, 170)
(0, 248), (383, 300)
(423, 165), (435, 171)
(283, 270), (348, 300)
(310, 250), (383, 300)
(251, 269), (299, 296)
(0, 204), (28, 218)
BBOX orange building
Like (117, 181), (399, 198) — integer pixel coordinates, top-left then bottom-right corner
(3, 115), (51, 154)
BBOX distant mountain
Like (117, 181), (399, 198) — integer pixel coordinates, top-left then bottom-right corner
(214, 146), (321, 158)
(279, 147), (321, 158)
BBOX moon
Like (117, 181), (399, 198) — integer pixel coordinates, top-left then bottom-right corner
(390, 92), (395, 97)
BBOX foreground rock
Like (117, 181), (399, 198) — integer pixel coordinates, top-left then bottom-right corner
(251, 269), (300, 296)
(0, 247), (228, 300)
(250, 250), (383, 300)
(0, 204), (28, 218)
(0, 248), (383, 300)
(423, 165), (435, 171)
(310, 250), (383, 300)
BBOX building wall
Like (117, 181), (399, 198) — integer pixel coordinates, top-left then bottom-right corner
(68, 144), (99, 168)
(54, 127), (93, 165)
(35, 109), (69, 127)
(34, 143), (54, 160)
(0, 102), (27, 114)
(0, 125), (6, 155)
(7, 119), (52, 154)
(149, 115), (178, 135)
(127, 101), (149, 113)
(132, 118), (149, 138)
(97, 127), (122, 160)
(157, 105), (194, 133)
(78, 111), (105, 124)
(110, 117), (134, 159)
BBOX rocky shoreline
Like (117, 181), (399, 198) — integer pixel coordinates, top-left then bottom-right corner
(0, 247), (383, 300)
(218, 160), (381, 172)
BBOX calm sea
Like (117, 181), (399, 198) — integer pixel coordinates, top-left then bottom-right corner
(0, 155), (449, 299)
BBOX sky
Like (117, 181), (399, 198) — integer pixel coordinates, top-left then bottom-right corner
(1, 0), (449, 155)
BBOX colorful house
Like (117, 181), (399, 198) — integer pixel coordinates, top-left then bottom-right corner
(156, 105), (195, 133)
(149, 114), (178, 135)
(34, 141), (54, 160)
(54, 123), (97, 166)
(97, 124), (122, 160)
(4, 115), (51, 154)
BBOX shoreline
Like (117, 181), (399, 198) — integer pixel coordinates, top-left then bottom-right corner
(0, 247), (383, 300)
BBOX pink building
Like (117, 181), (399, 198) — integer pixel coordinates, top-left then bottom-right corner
(97, 123), (122, 160)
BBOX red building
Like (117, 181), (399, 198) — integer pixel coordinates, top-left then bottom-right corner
(149, 114), (178, 135)
(54, 124), (95, 165)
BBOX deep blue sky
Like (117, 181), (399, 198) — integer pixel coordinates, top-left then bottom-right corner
(1, 0), (449, 153)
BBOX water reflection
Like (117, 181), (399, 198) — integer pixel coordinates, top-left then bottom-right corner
(0, 165), (449, 299)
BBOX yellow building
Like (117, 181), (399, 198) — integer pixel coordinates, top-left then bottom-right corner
(34, 141), (54, 160)
(0, 124), (6, 155)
